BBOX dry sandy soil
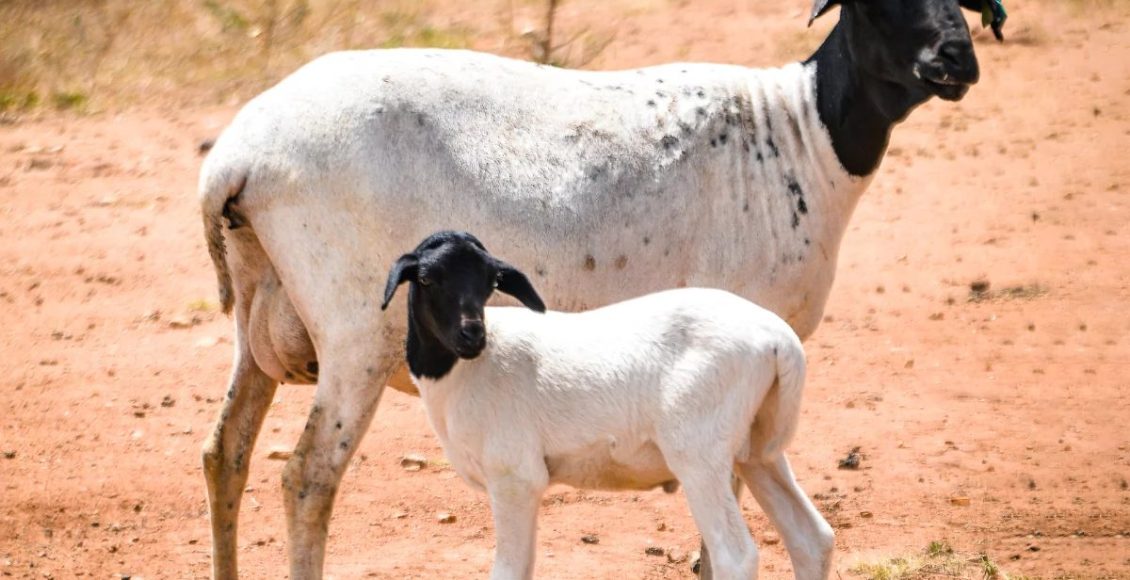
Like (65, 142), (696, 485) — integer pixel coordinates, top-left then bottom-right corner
(1, 0), (1129, 578)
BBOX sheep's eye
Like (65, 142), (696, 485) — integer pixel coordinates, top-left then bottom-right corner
(492, 273), (501, 289)
(418, 276), (432, 287)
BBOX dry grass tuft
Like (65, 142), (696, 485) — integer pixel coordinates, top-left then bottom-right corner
(969, 283), (1048, 303)
(850, 542), (1027, 580)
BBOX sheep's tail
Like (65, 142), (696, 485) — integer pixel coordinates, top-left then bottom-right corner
(199, 158), (247, 316)
(751, 335), (807, 463)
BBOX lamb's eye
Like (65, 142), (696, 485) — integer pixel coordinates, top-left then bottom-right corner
(492, 274), (501, 289)
(419, 276), (432, 287)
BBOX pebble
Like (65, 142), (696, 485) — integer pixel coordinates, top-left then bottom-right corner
(267, 448), (293, 461)
(838, 447), (862, 470)
(167, 316), (195, 329)
(436, 512), (456, 524)
(580, 534), (599, 545)
(644, 546), (665, 557)
(400, 454), (428, 472)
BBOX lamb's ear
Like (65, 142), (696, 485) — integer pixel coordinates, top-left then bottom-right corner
(808, 0), (841, 26)
(381, 253), (418, 310)
(494, 260), (546, 313)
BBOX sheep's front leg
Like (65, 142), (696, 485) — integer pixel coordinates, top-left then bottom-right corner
(281, 356), (394, 579)
(485, 460), (548, 580)
(202, 338), (278, 580)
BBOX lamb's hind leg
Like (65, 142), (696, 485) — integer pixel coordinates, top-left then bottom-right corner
(736, 454), (834, 580)
(665, 451), (758, 580)
(695, 474), (744, 579)
(202, 314), (279, 580)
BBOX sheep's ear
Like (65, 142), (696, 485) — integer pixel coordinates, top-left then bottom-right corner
(959, 0), (1007, 41)
(381, 253), (418, 310)
(494, 261), (546, 313)
(808, 0), (840, 26)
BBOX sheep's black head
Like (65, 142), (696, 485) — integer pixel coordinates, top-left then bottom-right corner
(382, 231), (546, 361)
(812, 0), (1006, 104)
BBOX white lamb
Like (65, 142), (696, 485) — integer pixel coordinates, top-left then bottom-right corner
(381, 230), (833, 580)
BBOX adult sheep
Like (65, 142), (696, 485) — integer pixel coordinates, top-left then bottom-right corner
(198, 0), (1005, 577)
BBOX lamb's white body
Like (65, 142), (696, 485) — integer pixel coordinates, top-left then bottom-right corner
(200, 49), (866, 578)
(412, 288), (833, 580)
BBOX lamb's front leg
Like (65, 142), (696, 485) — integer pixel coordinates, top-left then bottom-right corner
(484, 457), (549, 580)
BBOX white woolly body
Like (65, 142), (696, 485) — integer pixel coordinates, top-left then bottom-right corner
(199, 48), (855, 579)
(411, 288), (804, 494)
(202, 48), (869, 347)
(409, 288), (834, 579)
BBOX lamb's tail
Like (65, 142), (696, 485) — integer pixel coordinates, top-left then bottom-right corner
(750, 336), (808, 463)
(199, 158), (247, 316)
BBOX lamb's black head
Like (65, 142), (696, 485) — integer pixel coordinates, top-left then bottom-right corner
(381, 231), (546, 361)
(812, 0), (1005, 104)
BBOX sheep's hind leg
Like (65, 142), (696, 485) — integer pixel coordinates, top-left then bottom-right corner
(202, 328), (279, 580)
(736, 454), (834, 580)
(281, 351), (396, 579)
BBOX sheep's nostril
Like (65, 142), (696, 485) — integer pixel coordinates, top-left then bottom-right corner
(935, 40), (979, 83)
(460, 321), (485, 343)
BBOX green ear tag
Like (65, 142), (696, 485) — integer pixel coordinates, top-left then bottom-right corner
(982, 0), (1008, 41)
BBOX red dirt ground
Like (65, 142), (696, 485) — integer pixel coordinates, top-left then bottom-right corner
(2, 1), (1128, 578)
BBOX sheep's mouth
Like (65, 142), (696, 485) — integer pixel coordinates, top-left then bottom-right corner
(454, 343), (485, 359)
(914, 63), (974, 102)
(922, 75), (971, 101)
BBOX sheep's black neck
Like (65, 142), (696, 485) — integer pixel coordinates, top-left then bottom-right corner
(405, 291), (458, 381)
(807, 19), (931, 177)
